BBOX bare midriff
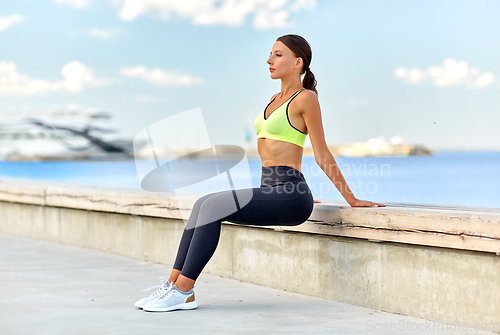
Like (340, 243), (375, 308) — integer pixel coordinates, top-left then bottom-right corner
(257, 137), (304, 172)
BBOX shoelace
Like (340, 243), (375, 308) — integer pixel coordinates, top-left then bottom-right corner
(158, 289), (173, 301)
(141, 277), (173, 298)
(158, 284), (196, 301)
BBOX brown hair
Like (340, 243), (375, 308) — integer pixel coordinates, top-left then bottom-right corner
(276, 34), (318, 95)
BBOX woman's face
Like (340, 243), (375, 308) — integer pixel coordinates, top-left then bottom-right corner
(267, 41), (302, 80)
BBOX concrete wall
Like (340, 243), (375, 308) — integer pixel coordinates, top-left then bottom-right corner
(1, 177), (499, 328)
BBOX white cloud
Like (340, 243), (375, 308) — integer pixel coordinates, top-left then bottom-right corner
(0, 61), (110, 96)
(53, 0), (92, 8)
(120, 66), (202, 86)
(395, 58), (495, 89)
(289, 0), (315, 11)
(253, 8), (289, 30)
(68, 28), (126, 39)
(109, 0), (315, 30)
(473, 72), (495, 88)
(0, 14), (25, 33)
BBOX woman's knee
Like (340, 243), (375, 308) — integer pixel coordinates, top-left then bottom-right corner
(193, 191), (225, 209)
(197, 191), (238, 224)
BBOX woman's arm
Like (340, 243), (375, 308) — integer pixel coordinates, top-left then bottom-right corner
(298, 91), (385, 207)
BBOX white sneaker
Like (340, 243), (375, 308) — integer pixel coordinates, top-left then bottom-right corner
(142, 283), (198, 312)
(134, 277), (173, 309)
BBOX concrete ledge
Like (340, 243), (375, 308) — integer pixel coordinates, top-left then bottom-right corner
(1, 176), (500, 328)
(2, 176), (499, 253)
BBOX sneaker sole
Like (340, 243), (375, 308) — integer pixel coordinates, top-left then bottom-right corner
(143, 301), (199, 312)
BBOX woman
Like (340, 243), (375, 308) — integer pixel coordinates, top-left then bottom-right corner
(135, 34), (386, 312)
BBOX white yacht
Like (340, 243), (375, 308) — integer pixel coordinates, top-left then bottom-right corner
(0, 108), (145, 161)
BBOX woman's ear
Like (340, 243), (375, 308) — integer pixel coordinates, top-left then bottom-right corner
(295, 57), (304, 70)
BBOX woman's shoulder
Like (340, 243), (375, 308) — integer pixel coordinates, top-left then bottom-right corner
(297, 88), (319, 103)
(299, 88), (317, 96)
(293, 89), (320, 114)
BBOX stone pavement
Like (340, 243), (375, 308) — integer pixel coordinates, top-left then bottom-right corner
(0, 233), (495, 335)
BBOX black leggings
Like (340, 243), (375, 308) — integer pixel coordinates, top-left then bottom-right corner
(172, 165), (314, 281)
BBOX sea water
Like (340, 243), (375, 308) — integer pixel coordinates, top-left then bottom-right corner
(0, 150), (498, 209)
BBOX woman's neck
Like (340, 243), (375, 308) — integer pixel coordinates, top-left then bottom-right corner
(279, 76), (303, 98)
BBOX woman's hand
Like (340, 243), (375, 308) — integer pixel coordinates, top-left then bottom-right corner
(348, 198), (386, 207)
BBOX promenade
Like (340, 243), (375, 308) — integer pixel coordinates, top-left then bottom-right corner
(0, 233), (495, 335)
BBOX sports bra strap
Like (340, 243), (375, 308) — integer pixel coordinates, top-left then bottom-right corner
(275, 88), (305, 102)
(291, 88), (305, 99)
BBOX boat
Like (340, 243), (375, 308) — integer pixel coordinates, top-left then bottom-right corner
(0, 107), (145, 161)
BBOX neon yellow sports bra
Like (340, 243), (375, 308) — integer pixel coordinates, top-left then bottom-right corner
(253, 89), (307, 148)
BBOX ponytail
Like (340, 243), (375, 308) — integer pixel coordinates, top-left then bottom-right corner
(302, 67), (318, 96)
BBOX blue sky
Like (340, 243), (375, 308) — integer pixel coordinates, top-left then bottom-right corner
(1, 0), (499, 151)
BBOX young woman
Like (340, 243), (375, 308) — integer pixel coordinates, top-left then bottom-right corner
(135, 34), (386, 312)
